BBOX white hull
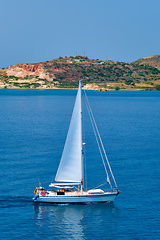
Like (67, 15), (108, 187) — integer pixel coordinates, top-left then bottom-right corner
(34, 192), (118, 204)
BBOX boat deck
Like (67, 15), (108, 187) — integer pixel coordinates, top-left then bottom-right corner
(45, 191), (96, 196)
(34, 190), (118, 203)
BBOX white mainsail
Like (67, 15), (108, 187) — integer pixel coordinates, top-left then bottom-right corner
(54, 81), (82, 184)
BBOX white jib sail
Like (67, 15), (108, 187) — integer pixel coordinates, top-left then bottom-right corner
(55, 81), (82, 183)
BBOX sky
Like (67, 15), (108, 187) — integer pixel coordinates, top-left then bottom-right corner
(0, 0), (160, 68)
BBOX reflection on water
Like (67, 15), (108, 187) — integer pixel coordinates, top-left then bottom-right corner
(33, 203), (119, 239)
(33, 203), (84, 239)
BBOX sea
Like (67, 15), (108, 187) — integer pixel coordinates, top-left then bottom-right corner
(0, 89), (160, 239)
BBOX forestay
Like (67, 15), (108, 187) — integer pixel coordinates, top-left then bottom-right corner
(54, 81), (82, 183)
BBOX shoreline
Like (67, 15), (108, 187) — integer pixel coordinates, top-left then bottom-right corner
(0, 87), (159, 91)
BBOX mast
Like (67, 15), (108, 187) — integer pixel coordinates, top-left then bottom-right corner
(79, 80), (83, 192)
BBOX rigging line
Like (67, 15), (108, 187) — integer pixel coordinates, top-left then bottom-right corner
(84, 90), (118, 189)
(94, 181), (108, 189)
(84, 91), (112, 190)
(85, 90), (118, 189)
(90, 179), (108, 189)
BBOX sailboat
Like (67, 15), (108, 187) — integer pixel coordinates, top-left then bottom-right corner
(33, 80), (120, 203)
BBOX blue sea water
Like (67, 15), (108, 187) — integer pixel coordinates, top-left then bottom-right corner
(0, 89), (160, 239)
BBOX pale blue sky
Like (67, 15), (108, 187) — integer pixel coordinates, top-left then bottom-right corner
(0, 0), (160, 68)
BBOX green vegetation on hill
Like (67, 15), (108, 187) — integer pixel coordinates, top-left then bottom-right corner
(0, 55), (160, 90)
(133, 55), (160, 70)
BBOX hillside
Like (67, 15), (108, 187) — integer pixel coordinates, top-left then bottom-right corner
(133, 55), (160, 70)
(0, 55), (160, 90)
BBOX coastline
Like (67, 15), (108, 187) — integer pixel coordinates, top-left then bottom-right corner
(1, 81), (159, 91)
(0, 87), (159, 91)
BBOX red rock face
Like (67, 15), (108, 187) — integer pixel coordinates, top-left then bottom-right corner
(6, 62), (56, 81)
(7, 63), (44, 77)
(17, 63), (42, 72)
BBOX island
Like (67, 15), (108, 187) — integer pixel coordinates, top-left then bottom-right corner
(0, 55), (160, 91)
